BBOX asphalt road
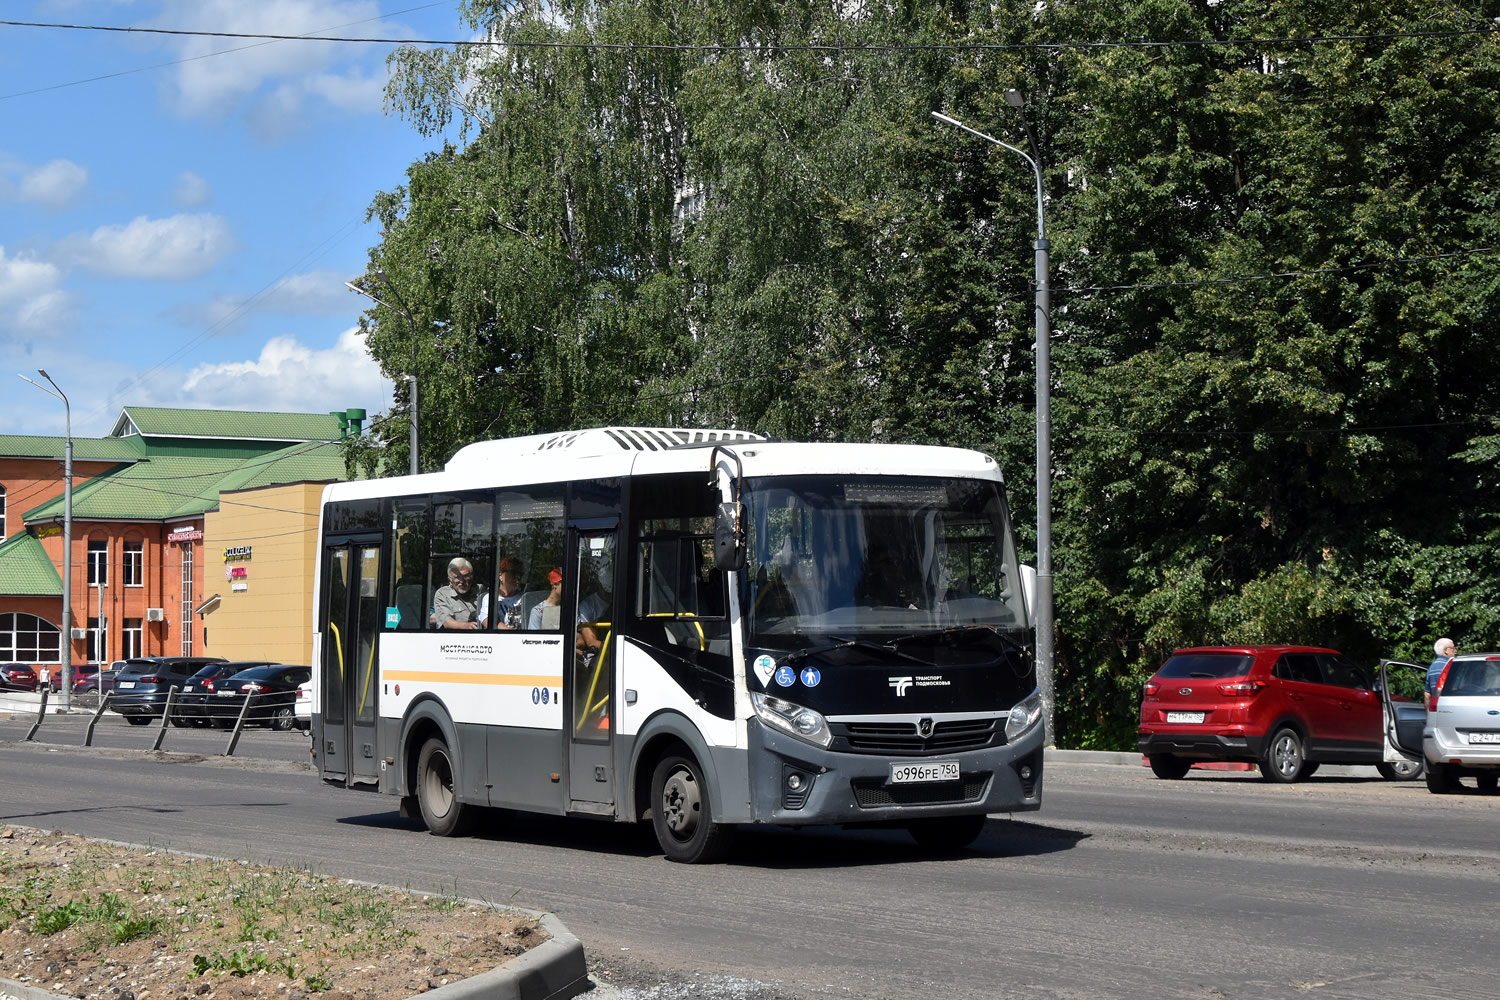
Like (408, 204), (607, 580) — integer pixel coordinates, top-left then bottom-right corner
(2, 712), (1498, 1000)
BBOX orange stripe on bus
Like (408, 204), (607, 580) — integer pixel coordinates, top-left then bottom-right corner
(383, 670), (562, 686)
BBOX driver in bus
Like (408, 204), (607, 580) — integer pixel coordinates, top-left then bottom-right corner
(432, 557), (488, 630)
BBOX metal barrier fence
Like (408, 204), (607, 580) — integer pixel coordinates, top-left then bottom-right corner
(20, 684), (304, 756)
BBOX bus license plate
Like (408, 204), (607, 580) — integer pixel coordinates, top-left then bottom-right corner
(891, 761), (960, 784)
(1469, 732), (1500, 744)
(1167, 712), (1205, 724)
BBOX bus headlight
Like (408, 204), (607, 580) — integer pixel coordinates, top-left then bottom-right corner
(751, 691), (833, 748)
(1004, 690), (1044, 743)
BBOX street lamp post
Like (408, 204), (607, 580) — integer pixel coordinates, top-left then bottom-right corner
(932, 100), (1055, 745)
(18, 369), (73, 710)
(346, 274), (420, 476)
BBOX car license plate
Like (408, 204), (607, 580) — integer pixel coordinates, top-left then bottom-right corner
(890, 761), (960, 784)
(1167, 711), (1205, 724)
(216, 690), (236, 697)
(1469, 732), (1500, 744)
(117, 681), (136, 689)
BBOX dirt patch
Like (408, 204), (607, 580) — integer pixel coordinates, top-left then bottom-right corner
(0, 825), (546, 1000)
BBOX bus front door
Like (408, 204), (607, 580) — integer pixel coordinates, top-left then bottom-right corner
(320, 541), (382, 787)
(568, 530), (616, 811)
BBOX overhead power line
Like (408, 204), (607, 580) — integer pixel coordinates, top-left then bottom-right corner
(1, 18), (1497, 52)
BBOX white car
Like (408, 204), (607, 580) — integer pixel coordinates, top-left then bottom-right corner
(293, 680), (312, 731)
(1424, 653), (1500, 794)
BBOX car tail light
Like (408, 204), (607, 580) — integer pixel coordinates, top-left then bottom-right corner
(1143, 683), (1159, 697)
(1218, 680), (1266, 696)
(139, 675), (162, 683)
(242, 681), (268, 693)
(1429, 661), (1455, 711)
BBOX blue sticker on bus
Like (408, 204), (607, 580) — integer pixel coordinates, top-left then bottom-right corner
(542, 688), (550, 704)
(531, 687), (541, 704)
(774, 665), (796, 687)
(800, 666), (821, 688)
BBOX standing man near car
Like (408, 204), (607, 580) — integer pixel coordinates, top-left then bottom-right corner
(1428, 637), (1457, 694)
(39, 665), (50, 691)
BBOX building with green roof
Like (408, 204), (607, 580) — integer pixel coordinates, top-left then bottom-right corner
(0, 405), (361, 672)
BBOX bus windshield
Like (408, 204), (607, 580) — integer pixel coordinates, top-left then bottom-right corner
(742, 475), (1027, 640)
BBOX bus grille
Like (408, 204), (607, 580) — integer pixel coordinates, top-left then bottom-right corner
(834, 718), (1000, 755)
(850, 773), (991, 808)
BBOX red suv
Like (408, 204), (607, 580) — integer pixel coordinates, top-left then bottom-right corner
(1138, 645), (1397, 783)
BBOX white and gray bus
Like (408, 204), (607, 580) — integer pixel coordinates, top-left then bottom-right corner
(312, 427), (1044, 862)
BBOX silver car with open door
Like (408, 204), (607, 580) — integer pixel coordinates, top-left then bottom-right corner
(1417, 653), (1500, 794)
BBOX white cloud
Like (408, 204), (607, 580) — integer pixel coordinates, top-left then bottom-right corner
(168, 270), (359, 333)
(0, 246), (71, 335)
(174, 170), (212, 208)
(60, 213), (236, 280)
(178, 326), (388, 413)
(155, 0), (397, 119)
(19, 160), (88, 211)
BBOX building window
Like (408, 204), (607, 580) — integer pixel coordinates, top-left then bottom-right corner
(181, 541), (194, 656)
(88, 539), (108, 587)
(124, 540), (144, 587)
(0, 612), (61, 662)
(86, 617), (106, 663)
(123, 618), (142, 659)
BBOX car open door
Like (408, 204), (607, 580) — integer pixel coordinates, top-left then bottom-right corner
(1379, 659), (1426, 768)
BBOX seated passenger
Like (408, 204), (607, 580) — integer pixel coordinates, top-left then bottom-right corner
(530, 568), (564, 630)
(432, 557), (487, 631)
(479, 557), (526, 630)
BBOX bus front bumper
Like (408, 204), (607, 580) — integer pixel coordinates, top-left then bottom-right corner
(746, 718), (1044, 826)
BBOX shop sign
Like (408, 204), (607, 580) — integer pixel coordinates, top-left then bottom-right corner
(231, 582), (248, 592)
(226, 566), (248, 580)
(36, 524), (61, 539)
(167, 530), (203, 542)
(222, 545), (252, 561)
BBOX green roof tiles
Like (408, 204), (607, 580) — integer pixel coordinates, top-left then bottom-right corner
(0, 435), (145, 461)
(111, 406), (341, 442)
(20, 444), (351, 522)
(213, 441), (348, 492)
(0, 532), (63, 597)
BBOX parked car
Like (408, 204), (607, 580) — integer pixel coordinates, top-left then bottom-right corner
(74, 660), (127, 699)
(1413, 653), (1500, 794)
(0, 663), (38, 692)
(293, 679), (312, 731)
(1138, 645), (1416, 783)
(176, 661), (279, 727)
(47, 663), (99, 693)
(204, 664), (313, 731)
(111, 656), (228, 725)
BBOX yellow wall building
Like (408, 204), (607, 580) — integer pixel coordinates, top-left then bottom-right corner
(202, 482), (330, 665)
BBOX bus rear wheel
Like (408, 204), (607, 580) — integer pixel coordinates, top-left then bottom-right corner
(417, 737), (471, 837)
(651, 753), (732, 864)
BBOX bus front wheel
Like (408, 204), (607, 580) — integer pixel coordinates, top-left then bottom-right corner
(650, 753), (732, 864)
(416, 737), (471, 837)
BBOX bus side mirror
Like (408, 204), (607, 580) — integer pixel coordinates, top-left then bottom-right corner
(715, 501), (746, 572)
(1019, 564), (1037, 621)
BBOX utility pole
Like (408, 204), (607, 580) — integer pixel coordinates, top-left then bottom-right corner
(19, 370), (73, 710)
(931, 102), (1055, 744)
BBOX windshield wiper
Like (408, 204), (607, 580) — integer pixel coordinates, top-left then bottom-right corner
(783, 637), (930, 666)
(888, 624), (1025, 653)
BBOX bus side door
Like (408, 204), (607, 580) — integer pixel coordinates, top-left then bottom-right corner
(567, 527), (616, 811)
(319, 539), (382, 787)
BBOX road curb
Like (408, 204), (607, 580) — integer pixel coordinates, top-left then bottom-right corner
(1045, 747), (1140, 766)
(423, 911), (589, 1000)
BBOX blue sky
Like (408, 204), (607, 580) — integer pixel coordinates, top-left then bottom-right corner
(1, 1), (468, 437)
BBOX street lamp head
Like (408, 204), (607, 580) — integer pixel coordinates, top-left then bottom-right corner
(38, 368), (50, 378)
(1005, 89), (1025, 109)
